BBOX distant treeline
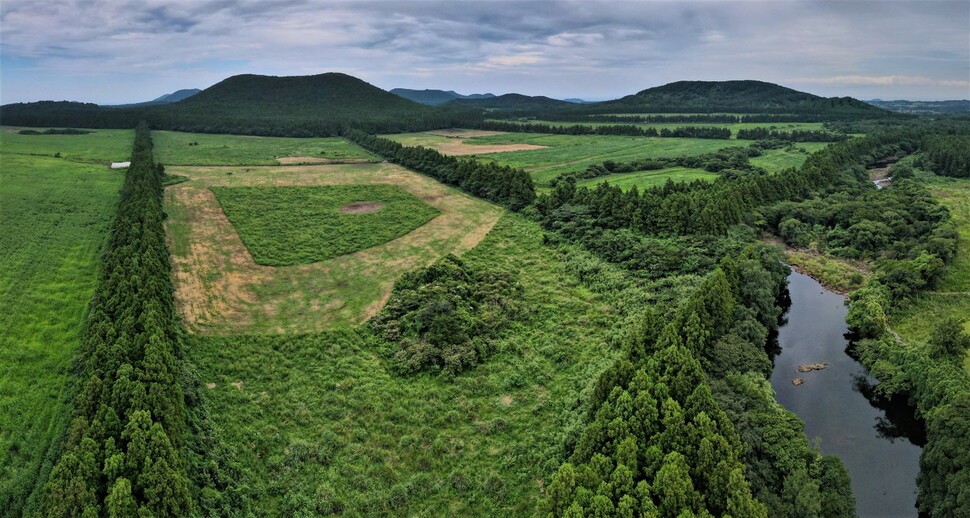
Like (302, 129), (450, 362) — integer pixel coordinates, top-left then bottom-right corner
(344, 130), (536, 210)
(42, 123), (240, 517)
(537, 130), (920, 236)
(17, 128), (92, 135)
(477, 120), (732, 139)
(736, 127), (848, 142)
(0, 100), (482, 137)
(540, 113), (854, 124)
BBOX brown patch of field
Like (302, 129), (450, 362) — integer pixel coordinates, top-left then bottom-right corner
(433, 141), (547, 156)
(275, 156), (372, 165)
(164, 162), (503, 335)
(339, 201), (383, 213)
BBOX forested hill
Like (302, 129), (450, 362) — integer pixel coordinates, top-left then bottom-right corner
(390, 88), (496, 106)
(442, 93), (575, 110)
(0, 73), (481, 136)
(586, 80), (891, 118)
(107, 88), (202, 108)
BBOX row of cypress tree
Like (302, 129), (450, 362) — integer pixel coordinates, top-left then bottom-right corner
(43, 123), (196, 517)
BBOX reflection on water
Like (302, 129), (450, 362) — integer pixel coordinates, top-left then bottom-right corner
(770, 270), (923, 518)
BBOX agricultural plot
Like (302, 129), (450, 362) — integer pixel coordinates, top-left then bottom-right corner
(190, 214), (622, 516)
(164, 162), (501, 334)
(383, 130), (548, 155)
(0, 153), (121, 513)
(153, 130), (380, 165)
(212, 184), (441, 266)
(500, 119), (826, 137)
(0, 126), (133, 162)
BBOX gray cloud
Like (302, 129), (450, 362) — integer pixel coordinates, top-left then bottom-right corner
(1, 0), (967, 104)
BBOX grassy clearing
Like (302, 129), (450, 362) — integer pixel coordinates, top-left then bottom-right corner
(784, 250), (869, 293)
(153, 131), (379, 165)
(750, 145), (829, 172)
(164, 162), (502, 334)
(0, 126), (133, 162)
(891, 174), (970, 371)
(212, 184), (440, 266)
(190, 213), (620, 516)
(0, 154), (121, 513)
(574, 166), (718, 191)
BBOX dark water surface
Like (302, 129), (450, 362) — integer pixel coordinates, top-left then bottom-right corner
(770, 270), (924, 518)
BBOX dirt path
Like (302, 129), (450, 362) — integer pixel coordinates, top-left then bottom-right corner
(165, 163), (503, 335)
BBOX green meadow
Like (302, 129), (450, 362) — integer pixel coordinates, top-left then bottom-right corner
(152, 130), (379, 165)
(0, 126), (133, 162)
(0, 153), (121, 514)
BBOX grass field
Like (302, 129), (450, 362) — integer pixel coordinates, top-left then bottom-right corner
(212, 184), (441, 266)
(750, 144), (829, 171)
(0, 126), (133, 162)
(0, 154), (121, 514)
(190, 214), (622, 516)
(165, 162), (502, 334)
(890, 173), (970, 371)
(574, 166), (718, 191)
(153, 131), (379, 165)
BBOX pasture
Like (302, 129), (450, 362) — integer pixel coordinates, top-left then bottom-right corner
(0, 153), (121, 513)
(153, 130), (380, 165)
(0, 126), (133, 162)
(164, 162), (501, 334)
(574, 166), (718, 190)
(497, 119), (827, 137)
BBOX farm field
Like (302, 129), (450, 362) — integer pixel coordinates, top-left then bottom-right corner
(164, 162), (501, 334)
(190, 214), (623, 516)
(0, 153), (121, 514)
(0, 126), (133, 162)
(574, 166), (718, 190)
(890, 174), (970, 371)
(153, 130), (380, 165)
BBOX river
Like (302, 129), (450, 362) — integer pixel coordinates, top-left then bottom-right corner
(770, 269), (925, 518)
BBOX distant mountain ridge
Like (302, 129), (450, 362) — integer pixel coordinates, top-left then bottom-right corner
(442, 93), (574, 110)
(589, 80), (888, 117)
(866, 99), (970, 114)
(390, 88), (496, 106)
(106, 88), (201, 108)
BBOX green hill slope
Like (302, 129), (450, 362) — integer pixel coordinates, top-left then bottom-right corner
(443, 93), (574, 111)
(1, 73), (480, 136)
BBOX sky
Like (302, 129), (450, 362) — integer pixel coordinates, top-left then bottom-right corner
(1, 0), (968, 105)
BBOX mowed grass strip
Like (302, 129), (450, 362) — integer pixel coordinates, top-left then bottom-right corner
(574, 166), (718, 191)
(0, 126), (133, 163)
(153, 131), (380, 165)
(0, 154), (120, 513)
(211, 184), (441, 266)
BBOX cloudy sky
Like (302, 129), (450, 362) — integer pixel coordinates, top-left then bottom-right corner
(1, 0), (968, 105)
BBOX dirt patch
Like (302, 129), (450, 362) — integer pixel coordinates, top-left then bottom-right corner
(499, 395), (513, 406)
(276, 156), (371, 165)
(231, 381), (243, 390)
(424, 140), (548, 156)
(206, 383), (216, 389)
(339, 201), (383, 213)
(165, 162), (503, 335)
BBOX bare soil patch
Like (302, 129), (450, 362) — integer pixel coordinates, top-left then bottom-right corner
(164, 162), (503, 335)
(432, 141), (548, 156)
(429, 129), (509, 138)
(339, 201), (383, 213)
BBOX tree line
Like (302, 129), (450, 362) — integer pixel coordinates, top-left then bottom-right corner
(476, 120), (732, 139)
(343, 130), (536, 210)
(736, 127), (848, 142)
(41, 123), (242, 517)
(922, 134), (970, 178)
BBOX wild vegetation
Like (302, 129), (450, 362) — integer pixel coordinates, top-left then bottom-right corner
(212, 185), (441, 266)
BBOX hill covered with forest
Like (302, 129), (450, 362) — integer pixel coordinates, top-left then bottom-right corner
(442, 93), (576, 110)
(588, 80), (890, 117)
(0, 73), (479, 136)
(390, 88), (496, 105)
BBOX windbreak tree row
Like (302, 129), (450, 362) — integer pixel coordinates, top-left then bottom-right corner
(343, 130), (536, 210)
(476, 120), (732, 139)
(735, 127), (847, 142)
(42, 123), (196, 517)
